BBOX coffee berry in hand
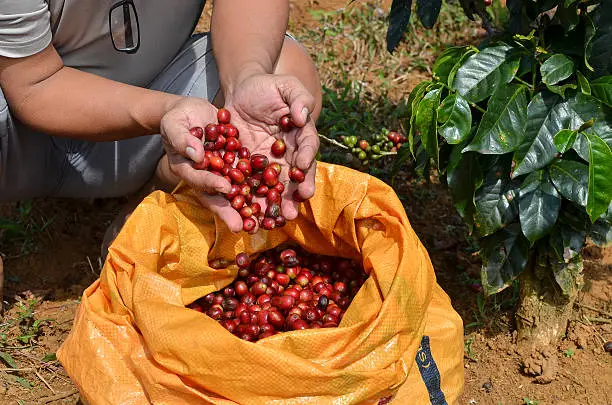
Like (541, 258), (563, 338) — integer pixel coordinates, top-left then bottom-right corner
(188, 247), (369, 342)
(188, 110), (312, 232)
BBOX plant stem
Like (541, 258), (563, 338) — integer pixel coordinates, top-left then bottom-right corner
(470, 102), (487, 114)
(437, 81), (487, 114)
(532, 61), (537, 92)
(318, 133), (349, 149)
(514, 76), (534, 91)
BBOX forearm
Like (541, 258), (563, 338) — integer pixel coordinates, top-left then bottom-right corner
(1, 46), (182, 142)
(21, 68), (181, 141)
(210, 0), (289, 96)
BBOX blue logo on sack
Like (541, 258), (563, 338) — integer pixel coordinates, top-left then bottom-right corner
(415, 336), (448, 405)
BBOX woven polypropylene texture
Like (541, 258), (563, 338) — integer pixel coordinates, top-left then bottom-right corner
(57, 162), (464, 405)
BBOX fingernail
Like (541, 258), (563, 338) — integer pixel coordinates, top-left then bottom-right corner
(186, 146), (197, 161)
(301, 107), (309, 122)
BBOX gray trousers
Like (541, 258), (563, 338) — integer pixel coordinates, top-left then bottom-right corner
(0, 33), (219, 202)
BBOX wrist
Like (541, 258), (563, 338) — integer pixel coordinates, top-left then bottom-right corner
(220, 62), (269, 102)
(162, 94), (184, 116)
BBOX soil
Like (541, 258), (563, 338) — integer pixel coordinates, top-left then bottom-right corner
(1, 1), (611, 404)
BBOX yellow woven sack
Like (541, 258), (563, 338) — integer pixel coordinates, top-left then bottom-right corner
(57, 162), (464, 405)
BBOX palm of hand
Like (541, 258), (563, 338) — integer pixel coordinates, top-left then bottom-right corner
(223, 75), (316, 221)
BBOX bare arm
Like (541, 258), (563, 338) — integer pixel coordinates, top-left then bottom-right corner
(0, 43), (182, 141)
(210, 0), (289, 98)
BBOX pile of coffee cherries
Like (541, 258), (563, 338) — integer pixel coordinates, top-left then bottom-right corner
(189, 108), (307, 232)
(188, 247), (369, 342)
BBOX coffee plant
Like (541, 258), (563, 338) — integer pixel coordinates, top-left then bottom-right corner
(378, 0), (612, 345)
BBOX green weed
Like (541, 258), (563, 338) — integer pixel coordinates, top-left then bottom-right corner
(0, 201), (54, 257)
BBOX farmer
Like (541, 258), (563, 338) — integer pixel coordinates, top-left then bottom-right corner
(0, 1), (323, 305)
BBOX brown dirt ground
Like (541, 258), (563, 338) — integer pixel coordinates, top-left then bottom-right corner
(1, 1), (611, 404)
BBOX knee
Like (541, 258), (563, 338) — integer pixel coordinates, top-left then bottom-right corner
(275, 36), (323, 123)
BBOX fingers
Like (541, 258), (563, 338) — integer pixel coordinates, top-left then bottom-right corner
(277, 76), (316, 128)
(169, 154), (232, 194)
(195, 193), (245, 233)
(280, 199), (299, 221)
(161, 98), (220, 166)
(293, 121), (320, 171)
(161, 117), (207, 165)
(280, 158), (316, 221)
(297, 159), (317, 200)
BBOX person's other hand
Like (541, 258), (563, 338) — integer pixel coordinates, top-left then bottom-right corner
(223, 73), (319, 225)
(160, 97), (252, 231)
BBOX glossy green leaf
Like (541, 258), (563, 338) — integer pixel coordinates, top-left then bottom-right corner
(415, 88), (442, 168)
(586, 0), (612, 77)
(584, 14), (596, 73)
(407, 81), (432, 157)
(549, 159), (588, 206)
(589, 203), (612, 247)
(446, 136), (483, 231)
(552, 253), (583, 297)
(546, 83), (577, 98)
(518, 170), (562, 244)
(590, 76), (612, 107)
(480, 223), (531, 295)
(414, 140), (428, 178)
(566, 94), (612, 161)
(553, 129), (578, 153)
(474, 155), (520, 237)
(386, 0), (413, 53)
(549, 203), (589, 261)
(512, 92), (611, 177)
(464, 84), (528, 154)
(406, 81), (432, 119)
(541, 54), (575, 86)
(433, 46), (474, 85)
(416, 0), (442, 28)
(512, 92), (562, 177)
(577, 71), (591, 96)
(438, 93), (472, 144)
(580, 133), (612, 222)
(447, 48), (478, 88)
(452, 44), (520, 103)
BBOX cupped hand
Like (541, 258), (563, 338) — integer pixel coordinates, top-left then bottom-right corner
(159, 97), (238, 221)
(222, 73), (319, 223)
(160, 74), (319, 234)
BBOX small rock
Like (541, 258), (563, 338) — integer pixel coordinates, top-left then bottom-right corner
(482, 381), (493, 393)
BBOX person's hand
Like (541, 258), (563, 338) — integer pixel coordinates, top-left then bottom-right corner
(160, 97), (235, 213)
(221, 73), (319, 227)
(160, 75), (319, 234)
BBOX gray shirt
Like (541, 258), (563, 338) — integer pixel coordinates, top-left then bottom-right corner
(0, 0), (206, 86)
